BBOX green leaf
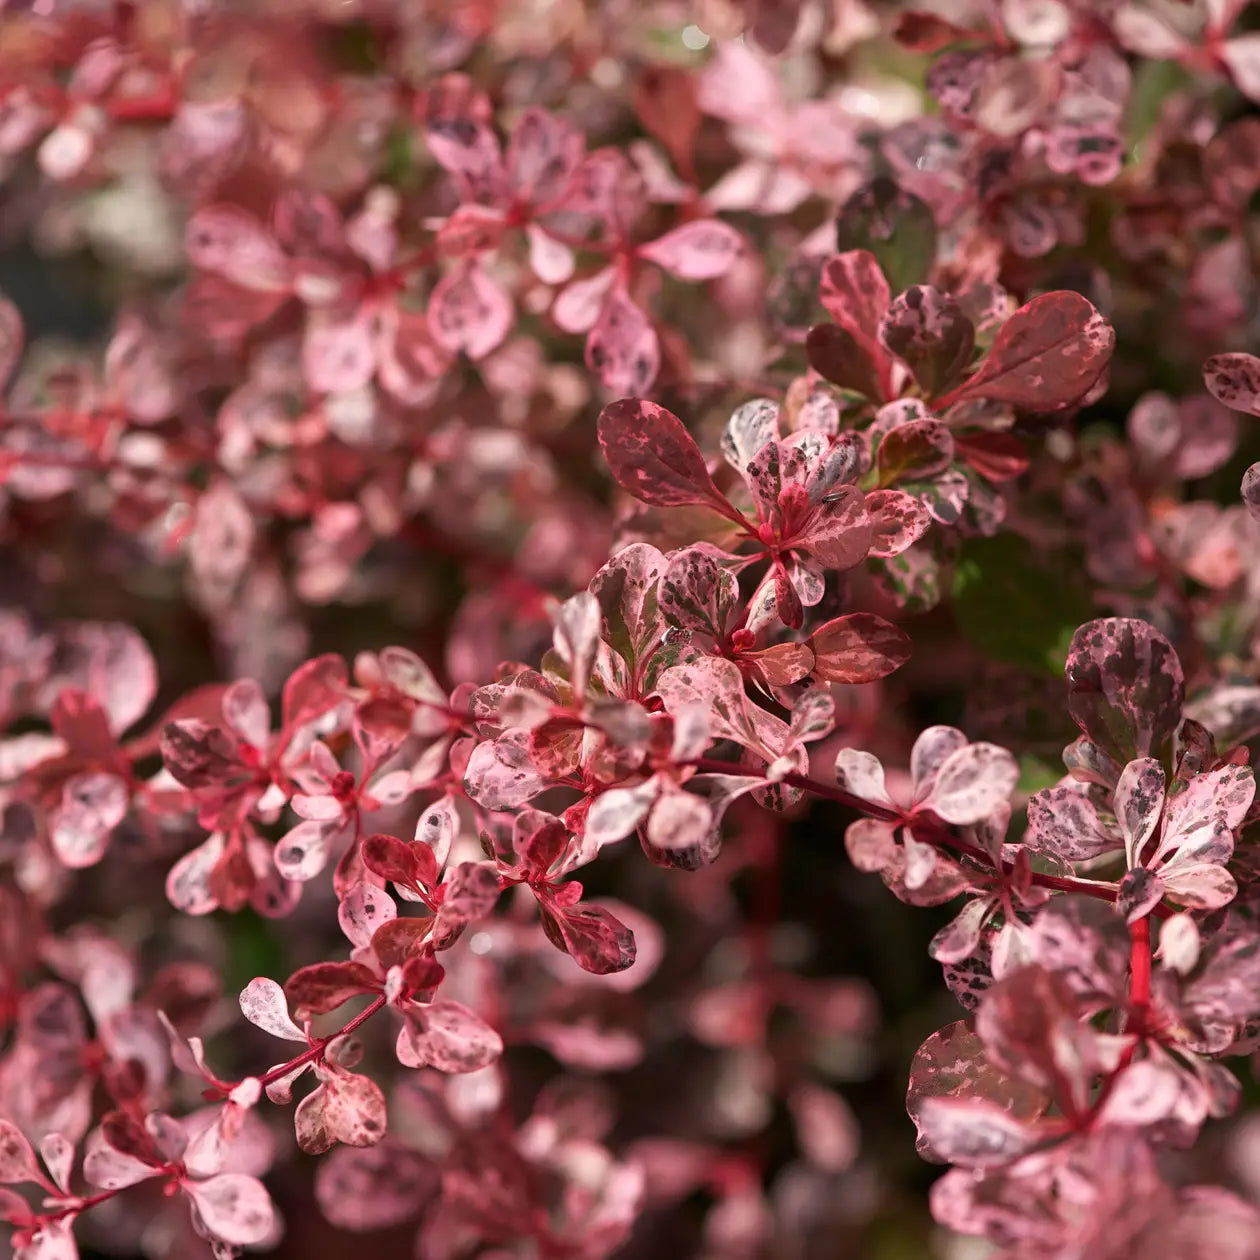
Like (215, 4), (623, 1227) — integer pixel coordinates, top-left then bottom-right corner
(835, 178), (937, 296)
(950, 534), (1092, 676)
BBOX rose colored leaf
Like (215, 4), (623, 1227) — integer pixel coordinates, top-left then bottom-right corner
(834, 749), (890, 804)
(804, 323), (886, 402)
(362, 833), (437, 891)
(0, 1121), (42, 1186)
(586, 288), (660, 396)
(879, 286), (975, 396)
(924, 742), (1018, 825)
(1094, 1059), (1190, 1129)
(539, 899), (637, 975)
(1115, 757), (1166, 867)
(1025, 784), (1120, 861)
(463, 732), (547, 809)
(50, 771), (128, 869)
(552, 265), (616, 334)
(437, 861), (500, 926)
(721, 397), (780, 473)
(186, 1172), (276, 1247)
(1026, 896), (1129, 1002)
(282, 654), (347, 732)
(809, 613), (911, 684)
(644, 785), (715, 863)
(284, 962), (379, 1016)
(1242, 463), (1260, 523)
(787, 1083), (859, 1174)
(1222, 33), (1260, 104)
(82, 1134), (158, 1191)
(303, 310), (376, 394)
(1204, 352), (1260, 416)
(865, 488), (931, 558)
(314, 1143), (436, 1232)
(297, 1074), (387, 1154)
(639, 219), (742, 281)
(505, 107), (583, 207)
(797, 485), (873, 570)
(338, 882), (397, 949)
(929, 897), (993, 965)
(238, 978), (305, 1043)
(428, 263), (513, 360)
(819, 250), (890, 345)
(1157, 912), (1200, 975)
(912, 1096), (1040, 1167)
(1065, 618), (1185, 760)
(586, 784), (657, 845)
(166, 832), (226, 915)
(185, 206), (289, 292)
(1117, 867), (1164, 923)
(399, 1000), (503, 1073)
(274, 819), (336, 883)
(875, 419), (955, 485)
(954, 431), (1029, 482)
(936, 291), (1114, 411)
(38, 1135), (73, 1196)
(597, 398), (727, 511)
(659, 547), (737, 637)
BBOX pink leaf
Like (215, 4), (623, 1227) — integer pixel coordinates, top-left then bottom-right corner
(538, 898), (638, 975)
(879, 286), (975, 396)
(295, 1074), (387, 1154)
(586, 288), (660, 396)
(1115, 757), (1165, 867)
(924, 742), (1018, 825)
(1204, 352), (1260, 416)
(50, 772), (128, 869)
(186, 1172), (276, 1247)
(303, 310), (376, 394)
(912, 1096), (1040, 1168)
(638, 219), (743, 280)
(875, 419), (955, 485)
(282, 654), (348, 732)
(935, 291), (1114, 411)
(787, 1083), (859, 1173)
(1222, 33), (1260, 103)
(865, 488), (932, 558)
(165, 833), (226, 915)
(809, 613), (911, 684)
(238, 978), (306, 1043)
(1026, 785), (1120, 861)
(428, 263), (513, 360)
(819, 251), (891, 346)
(463, 732), (547, 809)
(398, 1000), (503, 1072)
(1065, 618), (1185, 760)
(185, 206), (290, 292)
(338, 882), (396, 949)
(660, 548), (737, 637)
(437, 861), (501, 926)
(314, 1143), (436, 1232)
(597, 398), (729, 512)
(0, 1121), (43, 1186)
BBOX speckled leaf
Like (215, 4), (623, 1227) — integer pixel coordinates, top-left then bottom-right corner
(659, 548), (737, 637)
(1065, 618), (1185, 760)
(598, 399), (728, 511)
(936, 291), (1114, 411)
(1204, 352), (1260, 416)
(879, 286), (975, 396)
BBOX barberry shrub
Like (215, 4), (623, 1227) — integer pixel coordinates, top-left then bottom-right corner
(3, 2), (1260, 1258)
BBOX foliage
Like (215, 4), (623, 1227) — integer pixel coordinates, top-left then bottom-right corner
(0, 2), (1260, 1259)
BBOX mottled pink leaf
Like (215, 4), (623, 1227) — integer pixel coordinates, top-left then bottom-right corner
(185, 206), (289, 292)
(0, 1121), (43, 1186)
(463, 731), (547, 809)
(296, 1074), (387, 1154)
(865, 488), (932, 557)
(879, 286), (975, 396)
(1204, 351), (1260, 416)
(586, 288), (659, 396)
(284, 962), (379, 1017)
(639, 219), (743, 280)
(809, 613), (911, 684)
(338, 882), (396, 949)
(819, 250), (890, 346)
(238, 978), (306, 1043)
(186, 1172), (276, 1247)
(398, 1000), (503, 1072)
(1115, 757), (1166, 867)
(875, 419), (955, 485)
(428, 263), (513, 360)
(922, 742), (1018, 825)
(597, 398), (729, 512)
(1025, 784), (1120, 861)
(539, 898), (637, 975)
(912, 1096), (1041, 1168)
(1065, 618), (1185, 760)
(50, 771), (127, 868)
(660, 548), (737, 637)
(935, 291), (1114, 410)
(314, 1143), (436, 1232)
